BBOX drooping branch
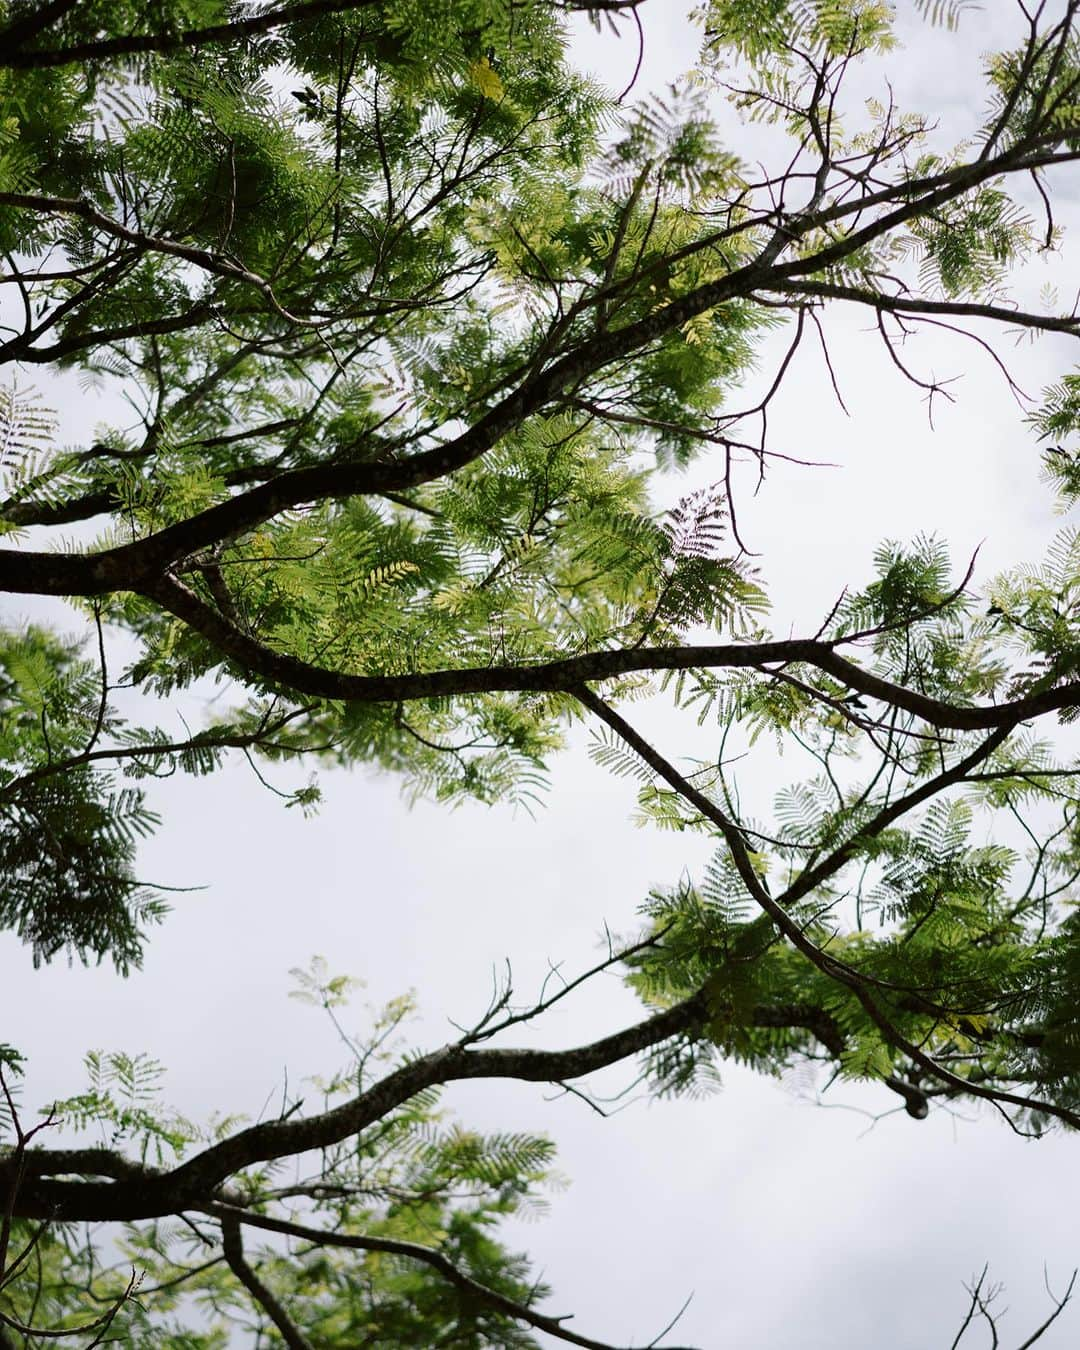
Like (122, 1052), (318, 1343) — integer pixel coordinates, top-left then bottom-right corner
(219, 1214), (314, 1350)
(0, 459), (284, 531)
(0, 707), (317, 805)
(576, 688), (1080, 1133)
(211, 1205), (692, 1350)
(0, 194), (311, 325)
(0, 302), (218, 367)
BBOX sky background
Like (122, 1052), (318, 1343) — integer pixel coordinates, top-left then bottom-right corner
(4, 3), (1080, 1346)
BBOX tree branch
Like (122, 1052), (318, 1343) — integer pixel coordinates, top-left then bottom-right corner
(575, 689), (1080, 1132)
(211, 1204), (693, 1350)
(4, 117), (1075, 588)
(0, 0), (384, 68)
(763, 279), (1080, 336)
(220, 1213), (314, 1350)
(98, 573), (1080, 735)
(4, 993), (709, 1221)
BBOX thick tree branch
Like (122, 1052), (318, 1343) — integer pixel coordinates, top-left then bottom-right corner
(4, 990), (898, 1224)
(0, 987), (962, 1228)
(4, 993), (709, 1221)
(0, 0), (642, 69)
(114, 574), (1080, 734)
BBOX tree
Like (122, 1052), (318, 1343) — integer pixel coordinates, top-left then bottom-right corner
(2, 0), (1080, 1342)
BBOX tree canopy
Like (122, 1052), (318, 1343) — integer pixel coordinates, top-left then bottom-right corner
(2, 0), (1080, 1344)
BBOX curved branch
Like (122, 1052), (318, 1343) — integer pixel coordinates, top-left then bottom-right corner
(763, 280), (1080, 336)
(0, 710), (315, 804)
(0, 194), (309, 324)
(0, 303), (216, 366)
(132, 573), (1080, 735)
(4, 990), (943, 1227)
(576, 688), (1080, 1133)
(211, 1204), (689, 1350)
(220, 1214), (314, 1350)
(5, 993), (709, 1221)
(4, 125), (1076, 589)
(0, 0), (383, 68)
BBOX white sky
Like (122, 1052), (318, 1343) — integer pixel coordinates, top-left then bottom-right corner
(4, 3), (1080, 1347)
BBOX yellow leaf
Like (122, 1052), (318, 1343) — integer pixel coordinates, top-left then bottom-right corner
(746, 849), (770, 878)
(470, 57), (503, 101)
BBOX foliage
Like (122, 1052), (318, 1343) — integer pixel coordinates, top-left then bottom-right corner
(1, 976), (560, 1348)
(1, 0), (1080, 1343)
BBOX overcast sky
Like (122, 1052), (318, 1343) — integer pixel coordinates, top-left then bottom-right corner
(4, 3), (1080, 1347)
